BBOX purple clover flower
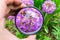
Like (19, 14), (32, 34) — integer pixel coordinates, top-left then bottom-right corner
(8, 16), (15, 21)
(15, 7), (43, 35)
(42, 1), (56, 14)
(21, 0), (34, 6)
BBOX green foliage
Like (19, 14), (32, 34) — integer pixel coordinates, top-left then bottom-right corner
(52, 26), (60, 40)
(5, 18), (14, 28)
(51, 13), (60, 40)
(15, 27), (28, 39)
(43, 36), (51, 40)
(36, 29), (51, 40)
(34, 0), (44, 10)
(5, 19), (28, 39)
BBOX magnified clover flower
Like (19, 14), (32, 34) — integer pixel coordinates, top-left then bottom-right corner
(42, 1), (56, 14)
(15, 7), (43, 35)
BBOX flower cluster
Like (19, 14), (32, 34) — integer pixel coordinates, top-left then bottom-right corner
(42, 1), (56, 14)
(21, 0), (34, 6)
(15, 8), (43, 34)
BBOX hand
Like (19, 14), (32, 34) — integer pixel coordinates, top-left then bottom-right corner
(0, 0), (36, 40)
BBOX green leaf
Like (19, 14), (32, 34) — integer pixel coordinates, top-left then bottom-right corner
(5, 19), (14, 28)
(44, 26), (49, 33)
(16, 30), (27, 39)
(52, 0), (60, 7)
(36, 30), (46, 40)
(44, 36), (51, 40)
(52, 26), (60, 40)
(34, 0), (44, 9)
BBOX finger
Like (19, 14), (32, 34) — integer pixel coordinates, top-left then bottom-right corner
(6, 0), (14, 4)
(6, 0), (22, 10)
(14, 0), (21, 6)
(23, 35), (36, 40)
(14, 0), (27, 8)
(28, 35), (36, 39)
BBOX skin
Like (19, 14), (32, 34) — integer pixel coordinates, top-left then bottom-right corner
(0, 0), (36, 40)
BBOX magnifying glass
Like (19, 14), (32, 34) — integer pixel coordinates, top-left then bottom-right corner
(15, 6), (44, 35)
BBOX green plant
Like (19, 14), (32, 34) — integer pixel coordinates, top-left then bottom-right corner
(52, 26), (60, 40)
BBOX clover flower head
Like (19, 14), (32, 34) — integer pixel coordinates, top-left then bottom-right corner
(42, 1), (56, 14)
(21, 0), (34, 6)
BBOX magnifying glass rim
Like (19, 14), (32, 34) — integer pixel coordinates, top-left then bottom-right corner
(15, 6), (44, 35)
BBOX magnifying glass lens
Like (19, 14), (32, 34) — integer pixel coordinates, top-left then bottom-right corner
(15, 7), (44, 35)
